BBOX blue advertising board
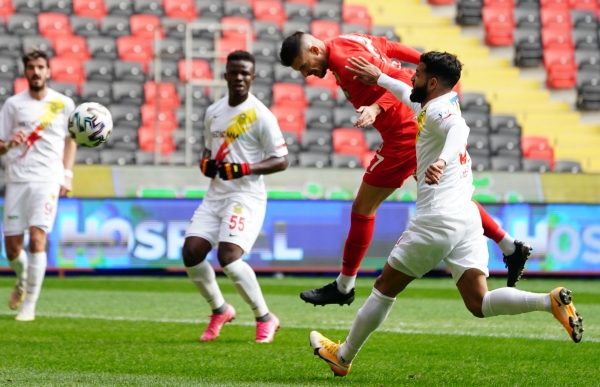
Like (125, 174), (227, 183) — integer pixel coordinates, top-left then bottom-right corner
(0, 199), (599, 274)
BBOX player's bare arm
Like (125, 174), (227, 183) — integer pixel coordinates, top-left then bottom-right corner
(60, 137), (77, 196)
(425, 159), (446, 185)
(345, 57), (383, 86)
(0, 130), (27, 156)
(248, 155), (289, 175)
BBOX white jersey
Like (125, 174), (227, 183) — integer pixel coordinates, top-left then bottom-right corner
(0, 88), (75, 184)
(203, 93), (288, 201)
(378, 74), (474, 211)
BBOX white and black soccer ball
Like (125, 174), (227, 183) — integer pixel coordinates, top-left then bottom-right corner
(68, 102), (113, 148)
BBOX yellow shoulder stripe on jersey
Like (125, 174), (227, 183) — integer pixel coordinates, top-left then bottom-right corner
(415, 109), (427, 144)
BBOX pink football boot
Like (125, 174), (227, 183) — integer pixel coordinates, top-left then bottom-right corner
(200, 304), (236, 342)
(255, 312), (280, 343)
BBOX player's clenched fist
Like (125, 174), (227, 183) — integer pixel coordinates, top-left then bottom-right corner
(200, 158), (218, 178)
(218, 162), (251, 180)
(425, 158), (446, 185)
(7, 130), (27, 148)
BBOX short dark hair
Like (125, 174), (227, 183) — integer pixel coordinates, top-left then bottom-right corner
(22, 47), (49, 67)
(279, 31), (305, 67)
(420, 51), (462, 89)
(227, 50), (255, 67)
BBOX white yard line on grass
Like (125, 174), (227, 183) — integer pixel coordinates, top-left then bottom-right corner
(1, 310), (597, 343)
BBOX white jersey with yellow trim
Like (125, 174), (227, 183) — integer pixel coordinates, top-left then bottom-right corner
(0, 88), (75, 184)
(204, 93), (288, 201)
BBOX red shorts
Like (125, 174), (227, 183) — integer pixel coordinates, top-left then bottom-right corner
(362, 148), (417, 188)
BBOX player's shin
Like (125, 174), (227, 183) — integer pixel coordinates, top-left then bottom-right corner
(25, 251), (47, 304)
(339, 288), (395, 364)
(222, 259), (270, 319)
(185, 260), (226, 311)
(481, 287), (551, 317)
(8, 250), (28, 286)
(339, 213), (376, 293)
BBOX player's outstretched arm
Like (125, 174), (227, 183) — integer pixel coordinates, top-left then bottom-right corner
(60, 137), (77, 196)
(383, 41), (422, 65)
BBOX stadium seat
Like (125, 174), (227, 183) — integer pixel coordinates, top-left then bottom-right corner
(491, 155), (522, 171)
(514, 8), (540, 29)
(0, 0), (14, 19)
(540, 8), (571, 29)
(522, 158), (551, 172)
(553, 159), (582, 172)
(491, 114), (521, 135)
(81, 81), (112, 105)
(305, 86), (334, 108)
(544, 48), (577, 88)
(105, 127), (138, 151)
(313, 3), (342, 23)
(0, 36), (22, 59)
(195, 0), (223, 19)
(249, 84), (272, 106)
(570, 10), (597, 30)
(114, 60), (145, 82)
(253, 20), (282, 42)
(221, 16), (253, 40)
(163, 0), (196, 21)
(0, 57), (17, 80)
(514, 28), (543, 67)
(189, 38), (214, 57)
(174, 108), (204, 130)
(177, 83), (211, 107)
(253, 0), (285, 27)
(456, 0), (483, 26)
(109, 104), (141, 128)
(73, 0), (107, 21)
(8, 14), (38, 36)
(176, 59), (212, 82)
(526, 148), (554, 167)
(483, 6), (515, 46)
(48, 80), (79, 101)
(217, 37), (249, 62)
(305, 107), (334, 131)
(310, 20), (341, 41)
(285, 3), (311, 23)
(569, 0), (598, 12)
(157, 38), (182, 60)
(272, 83), (306, 109)
(332, 128), (366, 157)
(138, 126), (176, 154)
(274, 66), (304, 84)
(224, 1), (253, 18)
(331, 154), (362, 168)
(54, 35), (90, 61)
(305, 70), (337, 97)
(116, 36), (153, 64)
(341, 23), (369, 35)
(149, 59), (178, 82)
(252, 40), (277, 64)
(112, 81), (144, 105)
(49, 57), (85, 85)
(542, 27), (574, 50)
(460, 92), (491, 113)
(302, 130), (332, 153)
(333, 106), (359, 128)
(132, 0), (163, 16)
(101, 15), (131, 37)
(467, 133), (491, 157)
(364, 129), (382, 151)
(515, 0), (539, 8)
(575, 49), (600, 71)
(130, 14), (162, 39)
(471, 155), (491, 171)
(540, 0), (569, 7)
(162, 17), (186, 40)
(14, 0), (41, 14)
(342, 4), (371, 29)
(462, 111), (491, 134)
(576, 69), (600, 109)
(75, 148), (100, 164)
(287, 0), (318, 5)
(253, 62), (274, 86)
(270, 105), (305, 133)
(281, 131), (301, 153)
(70, 16), (99, 36)
(572, 29), (598, 50)
(23, 36), (55, 58)
(87, 36), (118, 59)
(298, 152), (330, 168)
(134, 150), (155, 164)
(490, 133), (522, 156)
(0, 80), (14, 103)
(100, 149), (135, 165)
(105, 0), (133, 16)
(38, 12), (72, 39)
(144, 81), (180, 109)
(283, 20), (310, 37)
(141, 104), (177, 127)
(42, 0), (72, 14)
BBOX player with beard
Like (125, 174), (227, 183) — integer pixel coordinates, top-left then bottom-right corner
(308, 52), (584, 377)
(182, 51), (288, 343)
(0, 47), (77, 321)
(279, 32), (531, 306)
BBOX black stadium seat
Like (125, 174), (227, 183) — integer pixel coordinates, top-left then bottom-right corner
(572, 29), (599, 50)
(302, 130), (332, 153)
(224, 1), (253, 18)
(75, 149), (100, 165)
(522, 158), (551, 172)
(148, 59), (179, 82)
(105, 127), (138, 151)
(285, 3), (311, 23)
(109, 104), (141, 129)
(41, 0), (72, 13)
(490, 133), (522, 157)
(0, 80), (14, 103)
(158, 38), (183, 59)
(112, 81), (144, 105)
(456, 0), (483, 26)
(575, 49), (600, 71)
(571, 10), (597, 30)
(462, 111), (490, 134)
(22, 36), (55, 57)
(313, 3), (342, 23)
(331, 154), (362, 168)
(490, 114), (521, 135)
(283, 21), (310, 37)
(162, 17), (186, 39)
(0, 57), (17, 80)
(281, 131), (301, 153)
(133, 0), (164, 16)
(114, 61), (145, 82)
(274, 66), (304, 84)
(514, 8), (540, 29)
(253, 21), (282, 42)
(365, 130), (382, 151)
(467, 133), (491, 157)
(333, 106), (359, 128)
(342, 23), (370, 35)
(249, 84), (272, 106)
(554, 160), (582, 173)
(101, 149), (135, 165)
(460, 92), (490, 114)
(0, 37), (23, 59)
(252, 40), (278, 64)
(305, 86), (335, 108)
(305, 107), (334, 131)
(8, 14), (38, 36)
(514, 28), (543, 67)
(195, 0), (224, 19)
(88, 37), (118, 59)
(84, 59), (114, 82)
(177, 84), (211, 107)
(106, 0), (134, 16)
(175, 108), (204, 129)
(101, 15), (131, 38)
(471, 155), (490, 171)
(70, 16), (100, 37)
(298, 152), (330, 168)
(576, 70), (600, 110)
(48, 81), (79, 103)
(371, 26), (399, 41)
(13, 0), (41, 15)
(81, 81), (112, 105)
(491, 155), (521, 172)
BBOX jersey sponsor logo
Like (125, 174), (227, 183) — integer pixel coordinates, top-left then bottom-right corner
(7, 215), (18, 220)
(214, 108), (258, 161)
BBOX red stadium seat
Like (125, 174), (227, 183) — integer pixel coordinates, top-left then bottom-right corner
(253, 1), (286, 28)
(73, 0), (107, 21)
(130, 14), (163, 40)
(216, 37), (248, 63)
(525, 150), (555, 168)
(361, 151), (376, 169)
(0, 0), (14, 20)
(540, 0), (569, 8)
(163, 0), (197, 22)
(311, 20), (341, 41)
(38, 13), (72, 39)
(522, 136), (552, 157)
(270, 105), (305, 134)
(144, 81), (180, 109)
(541, 27), (574, 50)
(286, 0), (317, 6)
(140, 104), (177, 127)
(221, 16), (254, 40)
(540, 8), (572, 29)
(569, 0), (599, 12)
(483, 6), (515, 46)
(49, 57), (85, 86)
(13, 78), (28, 94)
(178, 59), (212, 81)
(117, 36), (153, 65)
(342, 5), (372, 29)
(428, 0), (456, 5)
(138, 126), (176, 155)
(54, 35), (90, 60)
(272, 83), (307, 109)
(332, 128), (367, 157)
(306, 70), (338, 97)
(543, 49), (577, 88)
(483, 0), (515, 6)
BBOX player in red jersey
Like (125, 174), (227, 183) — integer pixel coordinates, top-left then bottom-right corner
(279, 32), (532, 306)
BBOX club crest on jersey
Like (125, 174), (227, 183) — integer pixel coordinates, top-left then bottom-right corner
(233, 205), (243, 214)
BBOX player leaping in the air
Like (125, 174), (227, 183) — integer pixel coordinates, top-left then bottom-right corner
(279, 32), (532, 306)
(309, 52), (584, 377)
(181, 51), (288, 343)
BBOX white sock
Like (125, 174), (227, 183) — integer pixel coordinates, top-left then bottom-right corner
(336, 274), (356, 294)
(25, 252), (47, 304)
(498, 234), (516, 256)
(185, 260), (226, 310)
(338, 288), (395, 364)
(8, 250), (28, 286)
(482, 287), (552, 317)
(222, 259), (269, 318)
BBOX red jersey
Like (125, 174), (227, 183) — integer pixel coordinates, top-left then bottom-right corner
(324, 34), (420, 156)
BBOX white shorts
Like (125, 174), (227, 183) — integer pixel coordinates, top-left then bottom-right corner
(388, 201), (489, 283)
(3, 182), (61, 236)
(185, 196), (266, 254)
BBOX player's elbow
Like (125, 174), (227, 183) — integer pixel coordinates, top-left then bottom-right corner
(277, 155), (290, 171)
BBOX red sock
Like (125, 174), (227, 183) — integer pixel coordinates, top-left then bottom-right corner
(473, 200), (506, 243)
(341, 212), (376, 276)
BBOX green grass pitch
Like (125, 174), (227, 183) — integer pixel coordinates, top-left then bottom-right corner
(0, 275), (598, 386)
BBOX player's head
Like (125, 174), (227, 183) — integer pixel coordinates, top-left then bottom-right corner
(279, 32), (328, 79)
(22, 47), (50, 92)
(410, 51), (462, 103)
(225, 50), (256, 99)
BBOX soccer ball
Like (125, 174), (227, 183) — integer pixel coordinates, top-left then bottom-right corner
(68, 102), (113, 148)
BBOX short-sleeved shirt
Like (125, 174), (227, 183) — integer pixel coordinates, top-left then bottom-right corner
(0, 89), (75, 184)
(204, 93), (288, 201)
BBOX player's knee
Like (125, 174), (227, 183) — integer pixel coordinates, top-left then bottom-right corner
(28, 228), (47, 253)
(373, 275), (395, 298)
(182, 239), (207, 268)
(465, 299), (485, 318)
